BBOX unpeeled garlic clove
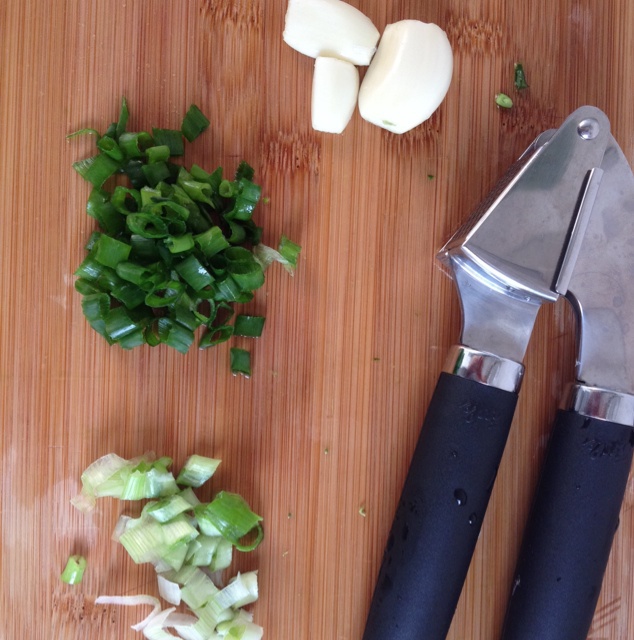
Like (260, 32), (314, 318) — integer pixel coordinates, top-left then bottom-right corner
(358, 20), (453, 134)
(283, 0), (380, 66)
(311, 56), (359, 133)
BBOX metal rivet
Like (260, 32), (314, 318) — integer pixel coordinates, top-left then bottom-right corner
(578, 118), (600, 140)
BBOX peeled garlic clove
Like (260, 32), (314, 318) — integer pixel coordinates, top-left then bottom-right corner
(311, 56), (359, 133)
(358, 20), (453, 134)
(283, 0), (380, 66)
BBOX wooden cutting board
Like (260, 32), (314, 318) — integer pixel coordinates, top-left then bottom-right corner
(2, 0), (634, 638)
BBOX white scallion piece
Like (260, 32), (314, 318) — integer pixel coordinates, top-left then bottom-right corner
(94, 594), (161, 631)
(283, 0), (380, 66)
(210, 571), (259, 611)
(176, 455), (221, 488)
(157, 574), (182, 606)
(311, 56), (359, 133)
(358, 20), (453, 133)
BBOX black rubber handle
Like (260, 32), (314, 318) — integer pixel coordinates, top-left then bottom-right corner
(501, 409), (634, 640)
(363, 372), (518, 640)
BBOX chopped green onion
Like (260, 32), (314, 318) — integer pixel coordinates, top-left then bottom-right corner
(122, 158), (146, 188)
(97, 135), (124, 161)
(164, 233), (195, 254)
(66, 128), (99, 139)
(104, 306), (140, 340)
(115, 261), (156, 287)
(157, 318), (195, 354)
(126, 212), (170, 238)
(194, 226), (230, 258)
(115, 96), (130, 138)
(145, 494), (193, 523)
(278, 235), (301, 267)
(228, 260), (265, 293)
(199, 324), (234, 349)
(214, 273), (244, 302)
(230, 348), (252, 378)
(179, 486), (201, 507)
(176, 455), (221, 488)
(145, 280), (185, 307)
(180, 568), (220, 610)
(235, 160), (255, 181)
(181, 104), (210, 142)
(86, 188), (124, 234)
(495, 92), (513, 109)
(195, 491), (263, 551)
(514, 62), (529, 90)
(76, 452), (264, 636)
(94, 594), (161, 631)
(212, 571), (259, 610)
(234, 315), (265, 338)
(118, 131), (154, 158)
(177, 168), (214, 205)
(227, 219), (247, 245)
(70, 100), (300, 372)
(71, 453), (179, 509)
(72, 154), (120, 187)
(157, 575), (182, 605)
(60, 555), (87, 585)
(146, 144), (171, 164)
(119, 514), (198, 567)
(224, 179), (261, 221)
(151, 128), (185, 156)
(253, 236), (301, 275)
(190, 164), (222, 192)
(142, 161), (171, 187)
(111, 282), (146, 309)
(111, 186), (141, 214)
(217, 615), (263, 640)
(174, 255), (213, 291)
(93, 234), (131, 268)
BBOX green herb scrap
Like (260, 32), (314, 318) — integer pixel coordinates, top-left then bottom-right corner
(514, 62), (529, 90)
(69, 98), (300, 363)
(495, 93), (513, 109)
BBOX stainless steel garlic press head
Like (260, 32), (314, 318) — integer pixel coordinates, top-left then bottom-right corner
(363, 106), (634, 640)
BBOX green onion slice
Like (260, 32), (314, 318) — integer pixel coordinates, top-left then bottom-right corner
(70, 99), (300, 371)
(196, 491), (263, 551)
(60, 555), (87, 585)
(72, 154), (120, 187)
(514, 62), (529, 90)
(495, 92), (513, 109)
(181, 104), (210, 142)
(176, 455), (221, 488)
(230, 347), (252, 378)
(116, 96), (130, 138)
(93, 234), (131, 268)
(234, 315), (265, 338)
(152, 128), (185, 156)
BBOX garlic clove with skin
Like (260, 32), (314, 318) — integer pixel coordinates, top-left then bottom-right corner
(311, 56), (359, 134)
(283, 0), (380, 66)
(358, 20), (453, 134)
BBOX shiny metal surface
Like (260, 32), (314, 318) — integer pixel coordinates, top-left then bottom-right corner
(443, 345), (524, 393)
(565, 136), (634, 398)
(449, 256), (541, 364)
(438, 107), (611, 365)
(554, 167), (604, 295)
(439, 106), (610, 303)
(563, 384), (634, 427)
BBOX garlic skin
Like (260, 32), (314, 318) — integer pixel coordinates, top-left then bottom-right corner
(311, 56), (359, 134)
(283, 0), (380, 66)
(358, 20), (453, 134)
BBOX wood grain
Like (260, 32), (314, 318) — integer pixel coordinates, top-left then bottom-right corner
(1, 0), (633, 638)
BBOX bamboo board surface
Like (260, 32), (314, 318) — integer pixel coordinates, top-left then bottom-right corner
(2, 0), (634, 638)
